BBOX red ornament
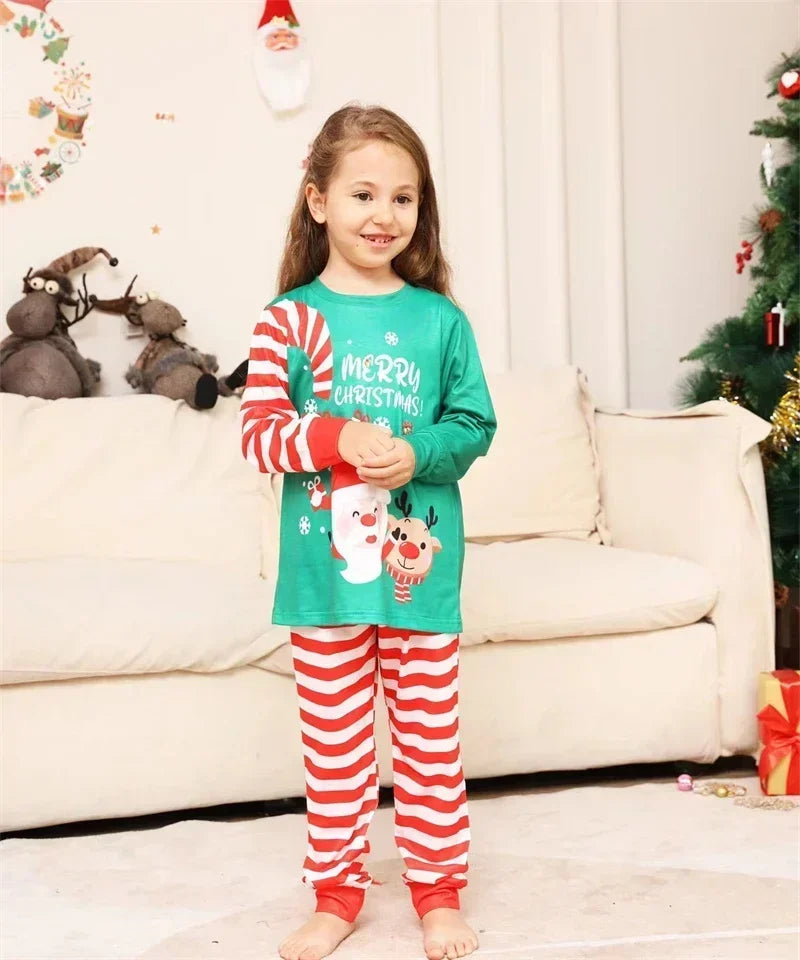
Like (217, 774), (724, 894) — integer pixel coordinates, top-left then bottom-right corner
(764, 303), (786, 347)
(778, 69), (800, 100)
(765, 310), (780, 345)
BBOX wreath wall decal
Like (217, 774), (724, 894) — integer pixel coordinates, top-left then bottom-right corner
(0, 0), (92, 204)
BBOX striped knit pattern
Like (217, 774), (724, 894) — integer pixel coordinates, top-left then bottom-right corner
(394, 584), (412, 603)
(239, 300), (334, 473)
(386, 568), (426, 586)
(387, 567), (425, 604)
(289, 623), (470, 903)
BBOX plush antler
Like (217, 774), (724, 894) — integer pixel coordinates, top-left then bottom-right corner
(64, 273), (95, 327)
(425, 505), (439, 528)
(88, 275), (139, 314)
(56, 274), (93, 328)
(394, 490), (412, 518)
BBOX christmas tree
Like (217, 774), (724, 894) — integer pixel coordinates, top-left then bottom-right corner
(676, 50), (799, 614)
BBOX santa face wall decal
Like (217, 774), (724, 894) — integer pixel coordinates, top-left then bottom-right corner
(253, 0), (311, 114)
(382, 490), (442, 604)
(329, 462), (390, 584)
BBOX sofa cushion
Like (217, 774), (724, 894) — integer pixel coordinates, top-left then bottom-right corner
(252, 538), (718, 677)
(1, 393), (274, 577)
(459, 538), (717, 645)
(458, 367), (610, 543)
(0, 558), (288, 685)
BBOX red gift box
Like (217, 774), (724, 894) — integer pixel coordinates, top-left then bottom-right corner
(756, 669), (800, 795)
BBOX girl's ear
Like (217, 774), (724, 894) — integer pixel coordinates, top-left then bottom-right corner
(305, 183), (326, 224)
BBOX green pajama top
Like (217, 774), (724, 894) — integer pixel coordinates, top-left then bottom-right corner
(239, 275), (497, 633)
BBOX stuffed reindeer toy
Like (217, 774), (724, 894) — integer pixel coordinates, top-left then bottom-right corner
(90, 277), (223, 411)
(0, 246), (118, 399)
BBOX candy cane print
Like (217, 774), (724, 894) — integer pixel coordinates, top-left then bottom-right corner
(240, 298), (335, 473)
(271, 298), (333, 398)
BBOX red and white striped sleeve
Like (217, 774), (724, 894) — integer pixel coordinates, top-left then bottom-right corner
(238, 300), (349, 474)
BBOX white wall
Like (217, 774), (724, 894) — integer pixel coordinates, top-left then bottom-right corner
(1, 0), (796, 407)
(619, 0), (797, 407)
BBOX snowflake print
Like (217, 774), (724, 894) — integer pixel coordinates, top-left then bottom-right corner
(374, 416), (391, 429)
(303, 398), (318, 414)
(299, 516), (311, 535)
(385, 331), (399, 346)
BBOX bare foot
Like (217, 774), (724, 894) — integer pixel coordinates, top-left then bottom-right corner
(420, 907), (479, 960)
(278, 911), (356, 960)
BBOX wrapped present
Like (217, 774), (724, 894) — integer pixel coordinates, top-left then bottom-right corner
(28, 97), (54, 119)
(41, 161), (63, 183)
(756, 669), (800, 795)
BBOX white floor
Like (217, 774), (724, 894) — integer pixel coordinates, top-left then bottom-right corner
(2, 773), (798, 959)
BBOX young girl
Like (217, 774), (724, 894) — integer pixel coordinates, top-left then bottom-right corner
(239, 103), (496, 960)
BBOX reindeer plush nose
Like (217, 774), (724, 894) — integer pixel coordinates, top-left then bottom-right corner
(360, 514), (377, 527)
(399, 542), (420, 559)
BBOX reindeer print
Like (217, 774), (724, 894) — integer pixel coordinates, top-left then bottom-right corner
(381, 490), (442, 604)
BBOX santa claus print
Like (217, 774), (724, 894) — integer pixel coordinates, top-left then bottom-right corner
(329, 462), (390, 584)
(382, 491), (442, 603)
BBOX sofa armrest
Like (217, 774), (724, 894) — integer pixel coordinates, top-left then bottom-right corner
(593, 399), (775, 756)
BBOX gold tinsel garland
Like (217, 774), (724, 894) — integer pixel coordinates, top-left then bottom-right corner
(765, 351), (800, 458)
(720, 352), (800, 462)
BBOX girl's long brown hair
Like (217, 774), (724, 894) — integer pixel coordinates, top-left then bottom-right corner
(276, 103), (458, 304)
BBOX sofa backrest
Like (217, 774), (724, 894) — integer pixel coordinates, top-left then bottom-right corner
(459, 366), (610, 543)
(1, 393), (274, 574)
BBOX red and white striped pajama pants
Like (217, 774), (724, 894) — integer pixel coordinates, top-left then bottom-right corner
(288, 623), (471, 923)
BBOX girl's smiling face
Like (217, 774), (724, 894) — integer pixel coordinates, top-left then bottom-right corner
(306, 140), (420, 275)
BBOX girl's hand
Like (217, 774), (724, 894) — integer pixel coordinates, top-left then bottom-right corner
(337, 420), (395, 466)
(357, 438), (416, 490)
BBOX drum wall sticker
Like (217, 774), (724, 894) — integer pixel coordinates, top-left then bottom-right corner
(1, 0), (93, 204)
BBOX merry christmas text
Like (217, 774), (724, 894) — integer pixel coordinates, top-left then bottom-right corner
(334, 352), (424, 415)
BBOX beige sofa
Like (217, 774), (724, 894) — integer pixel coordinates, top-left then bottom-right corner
(0, 366), (775, 832)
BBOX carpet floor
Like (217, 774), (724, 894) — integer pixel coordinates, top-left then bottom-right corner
(1, 773), (797, 959)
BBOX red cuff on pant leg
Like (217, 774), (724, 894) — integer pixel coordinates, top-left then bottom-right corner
(315, 885), (365, 923)
(409, 882), (461, 918)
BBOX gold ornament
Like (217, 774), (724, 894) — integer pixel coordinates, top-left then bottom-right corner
(694, 780), (748, 797)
